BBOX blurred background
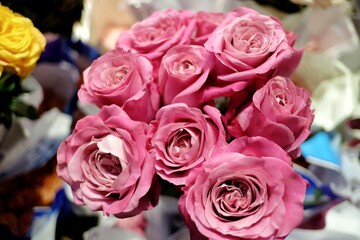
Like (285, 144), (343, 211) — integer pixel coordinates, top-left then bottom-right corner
(0, 0), (359, 239)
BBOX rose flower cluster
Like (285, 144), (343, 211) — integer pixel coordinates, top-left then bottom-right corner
(57, 7), (314, 240)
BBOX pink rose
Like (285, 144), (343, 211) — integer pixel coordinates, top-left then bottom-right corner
(192, 11), (226, 45)
(227, 76), (314, 158)
(149, 103), (226, 186)
(158, 45), (213, 107)
(116, 9), (196, 62)
(78, 49), (160, 122)
(57, 105), (160, 217)
(203, 7), (302, 100)
(179, 136), (306, 240)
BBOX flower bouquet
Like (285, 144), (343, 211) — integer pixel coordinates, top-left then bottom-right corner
(0, 4), (45, 129)
(57, 6), (314, 240)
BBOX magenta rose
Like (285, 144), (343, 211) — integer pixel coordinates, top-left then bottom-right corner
(116, 9), (196, 62)
(179, 136), (307, 240)
(192, 11), (226, 45)
(57, 105), (160, 218)
(203, 7), (302, 99)
(227, 76), (314, 158)
(149, 103), (226, 186)
(158, 45), (213, 107)
(77, 49), (160, 122)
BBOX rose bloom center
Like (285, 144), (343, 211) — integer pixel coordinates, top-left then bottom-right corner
(176, 60), (195, 75)
(212, 179), (261, 220)
(106, 66), (129, 87)
(169, 130), (193, 158)
(98, 153), (122, 175)
(231, 24), (264, 53)
(274, 89), (289, 107)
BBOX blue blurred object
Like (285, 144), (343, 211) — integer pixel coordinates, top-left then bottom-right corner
(301, 131), (342, 169)
(39, 37), (100, 67)
(296, 131), (345, 210)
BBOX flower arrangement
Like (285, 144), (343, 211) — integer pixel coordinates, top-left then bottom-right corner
(57, 6), (314, 240)
(0, 4), (46, 128)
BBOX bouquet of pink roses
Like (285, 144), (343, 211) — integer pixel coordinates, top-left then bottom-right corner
(57, 6), (314, 240)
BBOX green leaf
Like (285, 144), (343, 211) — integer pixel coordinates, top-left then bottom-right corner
(0, 112), (13, 129)
(0, 72), (22, 94)
(10, 98), (39, 120)
(215, 97), (230, 114)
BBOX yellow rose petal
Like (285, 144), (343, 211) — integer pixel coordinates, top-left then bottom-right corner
(0, 4), (46, 78)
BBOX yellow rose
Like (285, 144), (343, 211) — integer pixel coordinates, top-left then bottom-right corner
(0, 4), (46, 78)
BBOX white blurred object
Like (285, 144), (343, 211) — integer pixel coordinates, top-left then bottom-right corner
(293, 51), (360, 131)
(152, 199), (360, 240)
(289, 3), (358, 58)
(82, 209), (147, 240)
(31, 206), (60, 240)
(82, 195), (187, 240)
(291, 0), (349, 7)
(146, 196), (184, 240)
(20, 75), (44, 110)
(287, 3), (360, 131)
(32, 215), (58, 240)
(287, 201), (360, 240)
(83, 0), (136, 51)
(0, 108), (72, 180)
(125, 0), (268, 15)
(77, 101), (100, 116)
(335, 145), (360, 207)
(0, 74), (72, 180)
(310, 61), (359, 131)
(84, 226), (146, 240)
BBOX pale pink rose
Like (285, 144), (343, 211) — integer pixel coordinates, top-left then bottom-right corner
(179, 136), (307, 240)
(158, 45), (213, 107)
(192, 11), (226, 45)
(57, 105), (161, 218)
(149, 103), (226, 186)
(227, 76), (314, 158)
(116, 9), (196, 62)
(203, 7), (302, 100)
(78, 49), (160, 122)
